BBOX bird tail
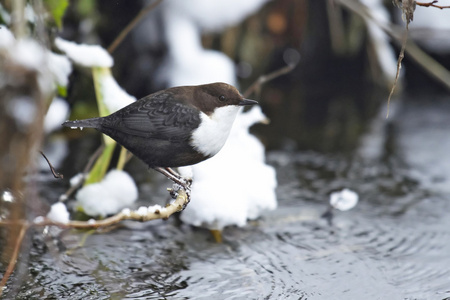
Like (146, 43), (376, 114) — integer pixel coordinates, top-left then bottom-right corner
(62, 117), (103, 130)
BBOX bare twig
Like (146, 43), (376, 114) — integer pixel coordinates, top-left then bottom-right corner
(243, 64), (296, 98)
(386, 26), (408, 118)
(416, 1), (450, 9)
(107, 0), (164, 53)
(393, 0), (416, 23)
(2, 186), (190, 230)
(0, 223), (28, 295)
(59, 145), (104, 201)
(11, 0), (26, 38)
(83, 145), (105, 174)
(388, 0), (415, 117)
(40, 151), (64, 179)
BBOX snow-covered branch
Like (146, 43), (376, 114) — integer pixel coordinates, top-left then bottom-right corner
(2, 186), (190, 230)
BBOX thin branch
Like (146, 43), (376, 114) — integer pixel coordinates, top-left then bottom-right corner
(83, 145), (105, 174)
(387, 23), (409, 118)
(416, 1), (450, 9)
(59, 145), (104, 201)
(11, 0), (26, 38)
(243, 64), (296, 98)
(6, 187), (190, 230)
(107, 0), (164, 53)
(40, 151), (64, 179)
(0, 223), (28, 296)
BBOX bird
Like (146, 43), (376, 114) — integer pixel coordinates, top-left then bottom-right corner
(62, 82), (258, 188)
(178, 106), (277, 242)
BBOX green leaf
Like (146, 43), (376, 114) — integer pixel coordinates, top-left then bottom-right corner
(57, 84), (67, 97)
(84, 142), (116, 185)
(92, 67), (112, 118)
(44, 0), (69, 29)
(83, 66), (118, 185)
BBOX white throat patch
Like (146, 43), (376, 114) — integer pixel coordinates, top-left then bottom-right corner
(190, 105), (241, 157)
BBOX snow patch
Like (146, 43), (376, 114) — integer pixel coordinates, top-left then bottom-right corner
(47, 202), (70, 224)
(329, 188), (359, 211)
(76, 170), (138, 217)
(55, 37), (113, 68)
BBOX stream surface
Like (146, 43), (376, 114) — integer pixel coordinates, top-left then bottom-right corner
(5, 94), (450, 299)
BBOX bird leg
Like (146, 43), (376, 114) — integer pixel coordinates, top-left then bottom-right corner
(153, 167), (191, 189)
(165, 167), (182, 178)
(210, 229), (223, 243)
(165, 167), (192, 187)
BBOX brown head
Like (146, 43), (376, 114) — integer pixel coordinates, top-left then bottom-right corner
(181, 82), (257, 116)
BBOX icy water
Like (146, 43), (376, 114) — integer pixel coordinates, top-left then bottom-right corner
(5, 95), (450, 299)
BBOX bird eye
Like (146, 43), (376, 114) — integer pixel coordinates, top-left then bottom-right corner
(218, 95), (226, 102)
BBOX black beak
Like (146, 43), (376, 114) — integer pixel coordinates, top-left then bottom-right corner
(238, 98), (258, 106)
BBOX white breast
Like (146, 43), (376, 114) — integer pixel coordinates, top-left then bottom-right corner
(190, 105), (241, 157)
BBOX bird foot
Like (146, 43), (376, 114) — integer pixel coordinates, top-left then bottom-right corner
(167, 181), (191, 210)
(154, 167), (192, 191)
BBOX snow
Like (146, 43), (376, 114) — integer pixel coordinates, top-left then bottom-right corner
(70, 173), (85, 187)
(46, 202), (70, 224)
(6, 96), (37, 130)
(162, 0), (270, 33)
(44, 97), (70, 133)
(53, 36), (135, 114)
(158, 0), (270, 86)
(179, 106), (277, 230)
(54, 37), (113, 68)
(75, 170), (138, 217)
(8, 38), (45, 70)
(158, 0), (269, 86)
(136, 204), (166, 216)
(159, 10), (236, 87)
(180, 180), (249, 229)
(98, 70), (136, 113)
(1, 190), (14, 203)
(47, 52), (72, 87)
(137, 206), (149, 216)
(329, 188), (359, 211)
(161, 46), (237, 87)
(33, 216), (45, 224)
(0, 26), (15, 49)
(0, 27), (72, 97)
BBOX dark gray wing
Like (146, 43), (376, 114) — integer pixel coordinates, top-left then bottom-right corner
(102, 91), (201, 141)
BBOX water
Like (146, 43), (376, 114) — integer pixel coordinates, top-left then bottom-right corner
(4, 94), (450, 299)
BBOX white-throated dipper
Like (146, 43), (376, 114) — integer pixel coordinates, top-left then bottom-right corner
(62, 82), (258, 187)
